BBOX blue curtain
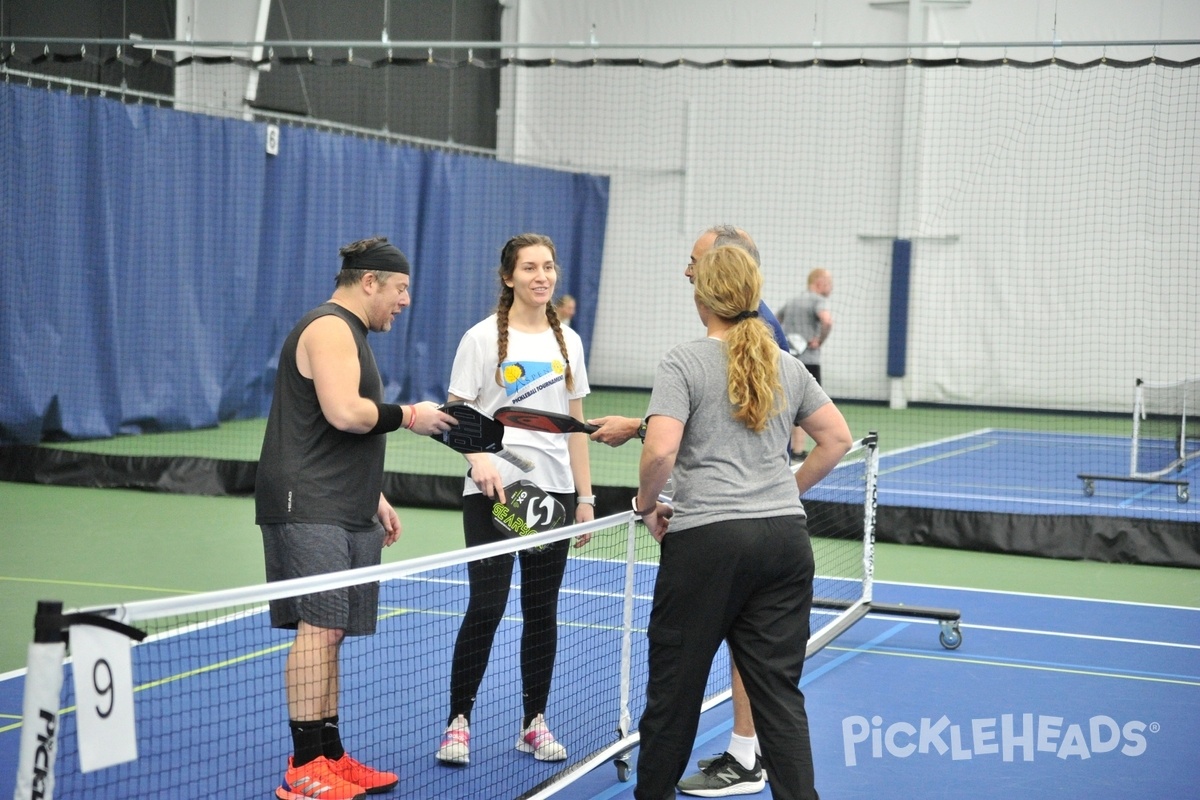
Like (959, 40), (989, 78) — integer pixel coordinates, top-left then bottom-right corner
(0, 83), (609, 444)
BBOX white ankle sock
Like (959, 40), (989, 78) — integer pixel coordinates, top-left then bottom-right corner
(726, 733), (758, 770)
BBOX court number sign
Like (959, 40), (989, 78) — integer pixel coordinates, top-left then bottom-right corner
(71, 625), (138, 771)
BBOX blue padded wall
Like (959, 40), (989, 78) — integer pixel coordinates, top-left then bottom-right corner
(0, 83), (608, 444)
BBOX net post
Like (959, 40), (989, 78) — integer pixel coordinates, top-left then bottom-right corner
(616, 516), (638, 740)
(1130, 378), (1144, 476)
(13, 600), (67, 800)
(861, 433), (879, 605)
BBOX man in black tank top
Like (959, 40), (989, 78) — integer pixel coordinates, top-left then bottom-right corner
(256, 237), (456, 800)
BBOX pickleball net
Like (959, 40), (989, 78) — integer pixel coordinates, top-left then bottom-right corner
(15, 435), (880, 800)
(1132, 377), (1200, 479)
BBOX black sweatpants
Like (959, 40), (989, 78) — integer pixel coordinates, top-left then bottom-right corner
(447, 491), (572, 727)
(633, 514), (819, 800)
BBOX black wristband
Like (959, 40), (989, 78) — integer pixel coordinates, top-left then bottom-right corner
(369, 402), (405, 435)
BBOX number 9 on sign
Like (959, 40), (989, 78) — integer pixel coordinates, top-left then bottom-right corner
(71, 625), (138, 772)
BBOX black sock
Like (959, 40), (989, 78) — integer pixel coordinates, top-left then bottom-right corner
(321, 715), (345, 761)
(289, 720), (325, 767)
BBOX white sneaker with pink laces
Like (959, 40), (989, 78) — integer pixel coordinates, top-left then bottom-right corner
(515, 713), (567, 761)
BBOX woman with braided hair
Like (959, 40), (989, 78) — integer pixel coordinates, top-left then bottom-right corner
(436, 233), (594, 766)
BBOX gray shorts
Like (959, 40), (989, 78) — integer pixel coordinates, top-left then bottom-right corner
(261, 522), (385, 636)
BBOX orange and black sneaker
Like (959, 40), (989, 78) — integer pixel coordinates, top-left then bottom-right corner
(276, 756), (366, 800)
(326, 753), (399, 794)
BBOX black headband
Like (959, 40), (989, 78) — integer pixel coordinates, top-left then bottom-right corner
(342, 241), (411, 274)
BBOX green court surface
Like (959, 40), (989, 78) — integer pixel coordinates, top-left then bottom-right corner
(2, 479), (1197, 676)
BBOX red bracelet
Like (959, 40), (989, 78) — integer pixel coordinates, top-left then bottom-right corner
(405, 405), (417, 430)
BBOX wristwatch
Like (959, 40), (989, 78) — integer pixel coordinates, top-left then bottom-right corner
(637, 419), (648, 442)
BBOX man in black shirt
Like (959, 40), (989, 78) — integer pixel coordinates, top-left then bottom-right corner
(257, 237), (455, 800)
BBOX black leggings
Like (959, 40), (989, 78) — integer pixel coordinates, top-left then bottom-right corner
(447, 492), (572, 728)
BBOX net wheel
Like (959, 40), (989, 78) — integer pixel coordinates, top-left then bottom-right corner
(938, 621), (962, 650)
(615, 757), (631, 782)
(1082, 479), (1094, 497)
(1178, 486), (1189, 504)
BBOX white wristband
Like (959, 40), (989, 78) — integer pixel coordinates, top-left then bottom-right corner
(576, 495), (595, 505)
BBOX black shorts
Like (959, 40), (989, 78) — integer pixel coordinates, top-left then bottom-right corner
(261, 522), (385, 636)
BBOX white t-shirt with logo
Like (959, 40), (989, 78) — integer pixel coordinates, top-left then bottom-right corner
(448, 314), (589, 495)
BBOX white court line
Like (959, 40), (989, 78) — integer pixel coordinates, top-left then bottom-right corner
(870, 580), (1200, 649)
(878, 428), (998, 458)
(953, 622), (1200, 651)
(878, 486), (1196, 515)
(980, 429), (1132, 447)
(876, 579), (1200, 611)
(878, 440), (1000, 476)
(880, 428), (1131, 457)
(885, 480), (1095, 497)
(868, 614), (1200, 651)
(882, 487), (1095, 505)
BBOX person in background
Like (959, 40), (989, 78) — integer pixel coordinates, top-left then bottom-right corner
(631, 244), (852, 800)
(587, 224), (788, 447)
(436, 233), (595, 767)
(778, 268), (834, 458)
(554, 293), (577, 327)
(256, 237), (456, 800)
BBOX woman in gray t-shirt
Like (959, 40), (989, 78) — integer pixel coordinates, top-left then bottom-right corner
(630, 245), (852, 800)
